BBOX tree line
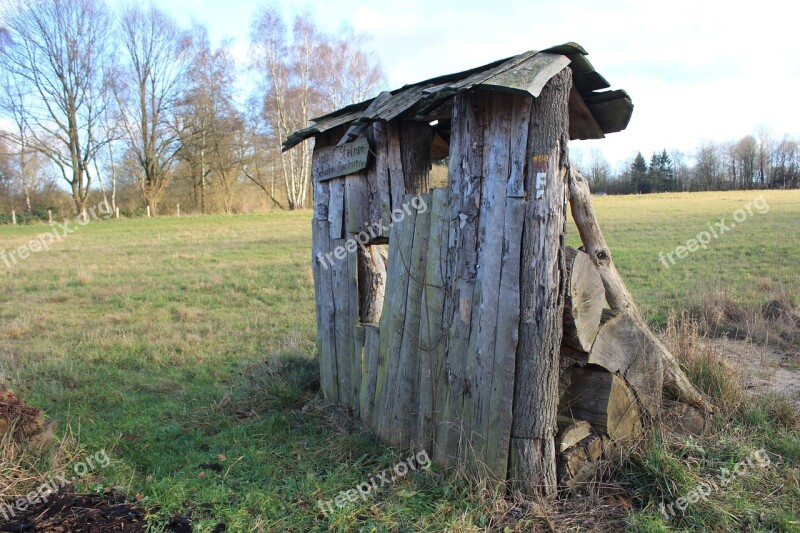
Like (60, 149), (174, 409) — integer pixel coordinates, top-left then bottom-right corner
(0, 0), (383, 219)
(574, 128), (800, 194)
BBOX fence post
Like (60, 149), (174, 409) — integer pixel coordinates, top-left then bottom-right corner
(11, 210), (16, 225)
(177, 204), (180, 217)
(115, 207), (120, 219)
(146, 205), (151, 218)
(48, 209), (53, 225)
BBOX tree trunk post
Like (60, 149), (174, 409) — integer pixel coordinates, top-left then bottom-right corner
(177, 204), (180, 217)
(146, 205), (151, 218)
(510, 68), (572, 498)
(11, 210), (16, 225)
(48, 210), (53, 225)
(115, 207), (120, 219)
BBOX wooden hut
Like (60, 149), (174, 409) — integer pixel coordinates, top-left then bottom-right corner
(284, 42), (711, 496)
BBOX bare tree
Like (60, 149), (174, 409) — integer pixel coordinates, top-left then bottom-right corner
(317, 29), (384, 111)
(249, 9), (384, 210)
(113, 5), (191, 216)
(178, 25), (242, 214)
(0, 0), (113, 215)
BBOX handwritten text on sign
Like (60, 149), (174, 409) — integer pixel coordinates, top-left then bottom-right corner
(313, 137), (370, 182)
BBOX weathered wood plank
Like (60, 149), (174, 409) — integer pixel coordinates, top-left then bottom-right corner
(507, 94), (532, 198)
(347, 245), (362, 410)
(415, 188), (449, 452)
(313, 137), (370, 182)
(374, 207), (417, 443)
(312, 219), (339, 402)
(462, 91), (513, 479)
(359, 324), (381, 426)
(366, 123), (392, 239)
(568, 87), (605, 140)
(389, 194), (431, 447)
(331, 240), (353, 409)
(386, 121), (407, 212)
(372, 217), (403, 429)
(434, 92), (485, 467)
(485, 196), (525, 479)
(345, 172), (370, 235)
(328, 178), (345, 239)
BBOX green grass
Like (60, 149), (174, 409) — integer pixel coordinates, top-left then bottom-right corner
(1, 192), (798, 531)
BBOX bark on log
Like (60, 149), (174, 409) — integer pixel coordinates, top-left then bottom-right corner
(563, 247), (605, 352)
(358, 245), (388, 324)
(510, 68), (571, 498)
(567, 168), (714, 414)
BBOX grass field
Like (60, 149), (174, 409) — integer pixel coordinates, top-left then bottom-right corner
(1, 190), (799, 531)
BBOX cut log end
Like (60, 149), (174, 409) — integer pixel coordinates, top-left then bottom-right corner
(563, 247), (606, 352)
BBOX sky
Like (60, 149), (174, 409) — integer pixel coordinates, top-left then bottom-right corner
(57, 0), (800, 167)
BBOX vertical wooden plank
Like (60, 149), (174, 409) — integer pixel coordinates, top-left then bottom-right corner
(485, 196), (525, 479)
(415, 188), (449, 452)
(345, 172), (369, 234)
(331, 241), (353, 409)
(375, 204), (418, 445)
(372, 217), (405, 432)
(434, 92), (485, 467)
(359, 324), (381, 426)
(386, 121), (406, 213)
(507, 94), (532, 198)
(462, 92), (513, 479)
(348, 247), (362, 410)
(389, 193), (431, 448)
(366, 123), (392, 238)
(329, 178), (345, 239)
(312, 219), (339, 402)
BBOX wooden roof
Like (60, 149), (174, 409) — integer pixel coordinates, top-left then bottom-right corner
(283, 42), (632, 151)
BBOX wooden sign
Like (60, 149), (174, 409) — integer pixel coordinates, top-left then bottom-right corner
(312, 137), (370, 182)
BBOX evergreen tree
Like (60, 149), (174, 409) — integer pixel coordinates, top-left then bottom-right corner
(630, 152), (649, 193)
(648, 150), (675, 192)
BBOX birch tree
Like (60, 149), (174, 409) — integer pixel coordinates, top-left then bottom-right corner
(249, 9), (384, 210)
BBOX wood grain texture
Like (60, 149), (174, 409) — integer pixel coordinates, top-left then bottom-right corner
(389, 194), (431, 447)
(563, 246), (605, 352)
(416, 188), (449, 452)
(359, 324), (381, 425)
(462, 91), (512, 479)
(434, 92), (484, 467)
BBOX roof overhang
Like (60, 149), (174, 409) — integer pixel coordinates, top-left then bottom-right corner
(283, 42), (632, 151)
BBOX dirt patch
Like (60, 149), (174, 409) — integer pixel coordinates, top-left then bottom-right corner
(0, 488), (145, 532)
(710, 337), (800, 406)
